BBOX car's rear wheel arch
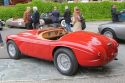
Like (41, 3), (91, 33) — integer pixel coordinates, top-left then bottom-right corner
(53, 46), (79, 62)
(52, 46), (74, 57)
(6, 39), (12, 43)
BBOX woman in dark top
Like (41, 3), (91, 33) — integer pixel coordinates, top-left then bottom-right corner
(64, 6), (72, 32)
(51, 6), (60, 27)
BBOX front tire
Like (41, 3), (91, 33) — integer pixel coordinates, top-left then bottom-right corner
(54, 48), (78, 76)
(7, 40), (21, 59)
(102, 29), (117, 40)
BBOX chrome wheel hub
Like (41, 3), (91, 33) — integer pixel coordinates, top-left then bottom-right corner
(57, 53), (71, 71)
(104, 31), (113, 38)
(8, 44), (16, 57)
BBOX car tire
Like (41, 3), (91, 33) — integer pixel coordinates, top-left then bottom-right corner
(102, 28), (117, 40)
(7, 40), (21, 59)
(8, 25), (13, 28)
(54, 48), (78, 76)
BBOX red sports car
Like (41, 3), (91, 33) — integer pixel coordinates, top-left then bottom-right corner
(6, 28), (118, 76)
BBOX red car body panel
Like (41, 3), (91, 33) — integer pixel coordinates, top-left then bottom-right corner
(6, 29), (118, 67)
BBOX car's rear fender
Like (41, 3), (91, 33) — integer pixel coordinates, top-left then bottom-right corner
(51, 44), (100, 65)
(52, 46), (74, 58)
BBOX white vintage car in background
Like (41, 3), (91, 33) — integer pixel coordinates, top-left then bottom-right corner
(6, 18), (44, 28)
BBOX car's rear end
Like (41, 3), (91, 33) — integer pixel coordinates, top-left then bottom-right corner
(93, 36), (118, 66)
(60, 31), (118, 67)
(6, 18), (25, 28)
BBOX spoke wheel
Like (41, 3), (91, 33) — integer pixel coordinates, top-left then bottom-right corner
(8, 43), (16, 57)
(57, 53), (71, 71)
(7, 40), (21, 59)
(54, 48), (78, 76)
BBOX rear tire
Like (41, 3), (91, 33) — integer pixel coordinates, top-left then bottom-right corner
(7, 40), (21, 59)
(54, 48), (78, 76)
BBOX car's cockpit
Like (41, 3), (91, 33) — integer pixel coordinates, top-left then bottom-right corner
(38, 28), (68, 40)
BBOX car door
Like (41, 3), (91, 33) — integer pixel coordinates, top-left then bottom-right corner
(26, 39), (52, 60)
(18, 33), (52, 60)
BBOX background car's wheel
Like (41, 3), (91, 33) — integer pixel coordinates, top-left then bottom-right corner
(61, 20), (66, 27)
(39, 19), (45, 26)
(8, 25), (13, 28)
(7, 40), (21, 59)
(102, 28), (117, 40)
(54, 48), (78, 76)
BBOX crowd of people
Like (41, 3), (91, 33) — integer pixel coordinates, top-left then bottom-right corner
(51, 6), (86, 32)
(23, 6), (40, 29)
(23, 6), (86, 32)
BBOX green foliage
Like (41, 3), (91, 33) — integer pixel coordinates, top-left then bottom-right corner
(0, 6), (17, 20)
(0, 1), (125, 21)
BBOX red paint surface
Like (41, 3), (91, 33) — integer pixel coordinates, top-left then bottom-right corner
(6, 29), (118, 67)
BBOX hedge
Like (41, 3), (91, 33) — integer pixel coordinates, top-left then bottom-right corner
(0, 0), (125, 21)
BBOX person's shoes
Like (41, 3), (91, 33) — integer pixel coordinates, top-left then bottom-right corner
(0, 43), (4, 48)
